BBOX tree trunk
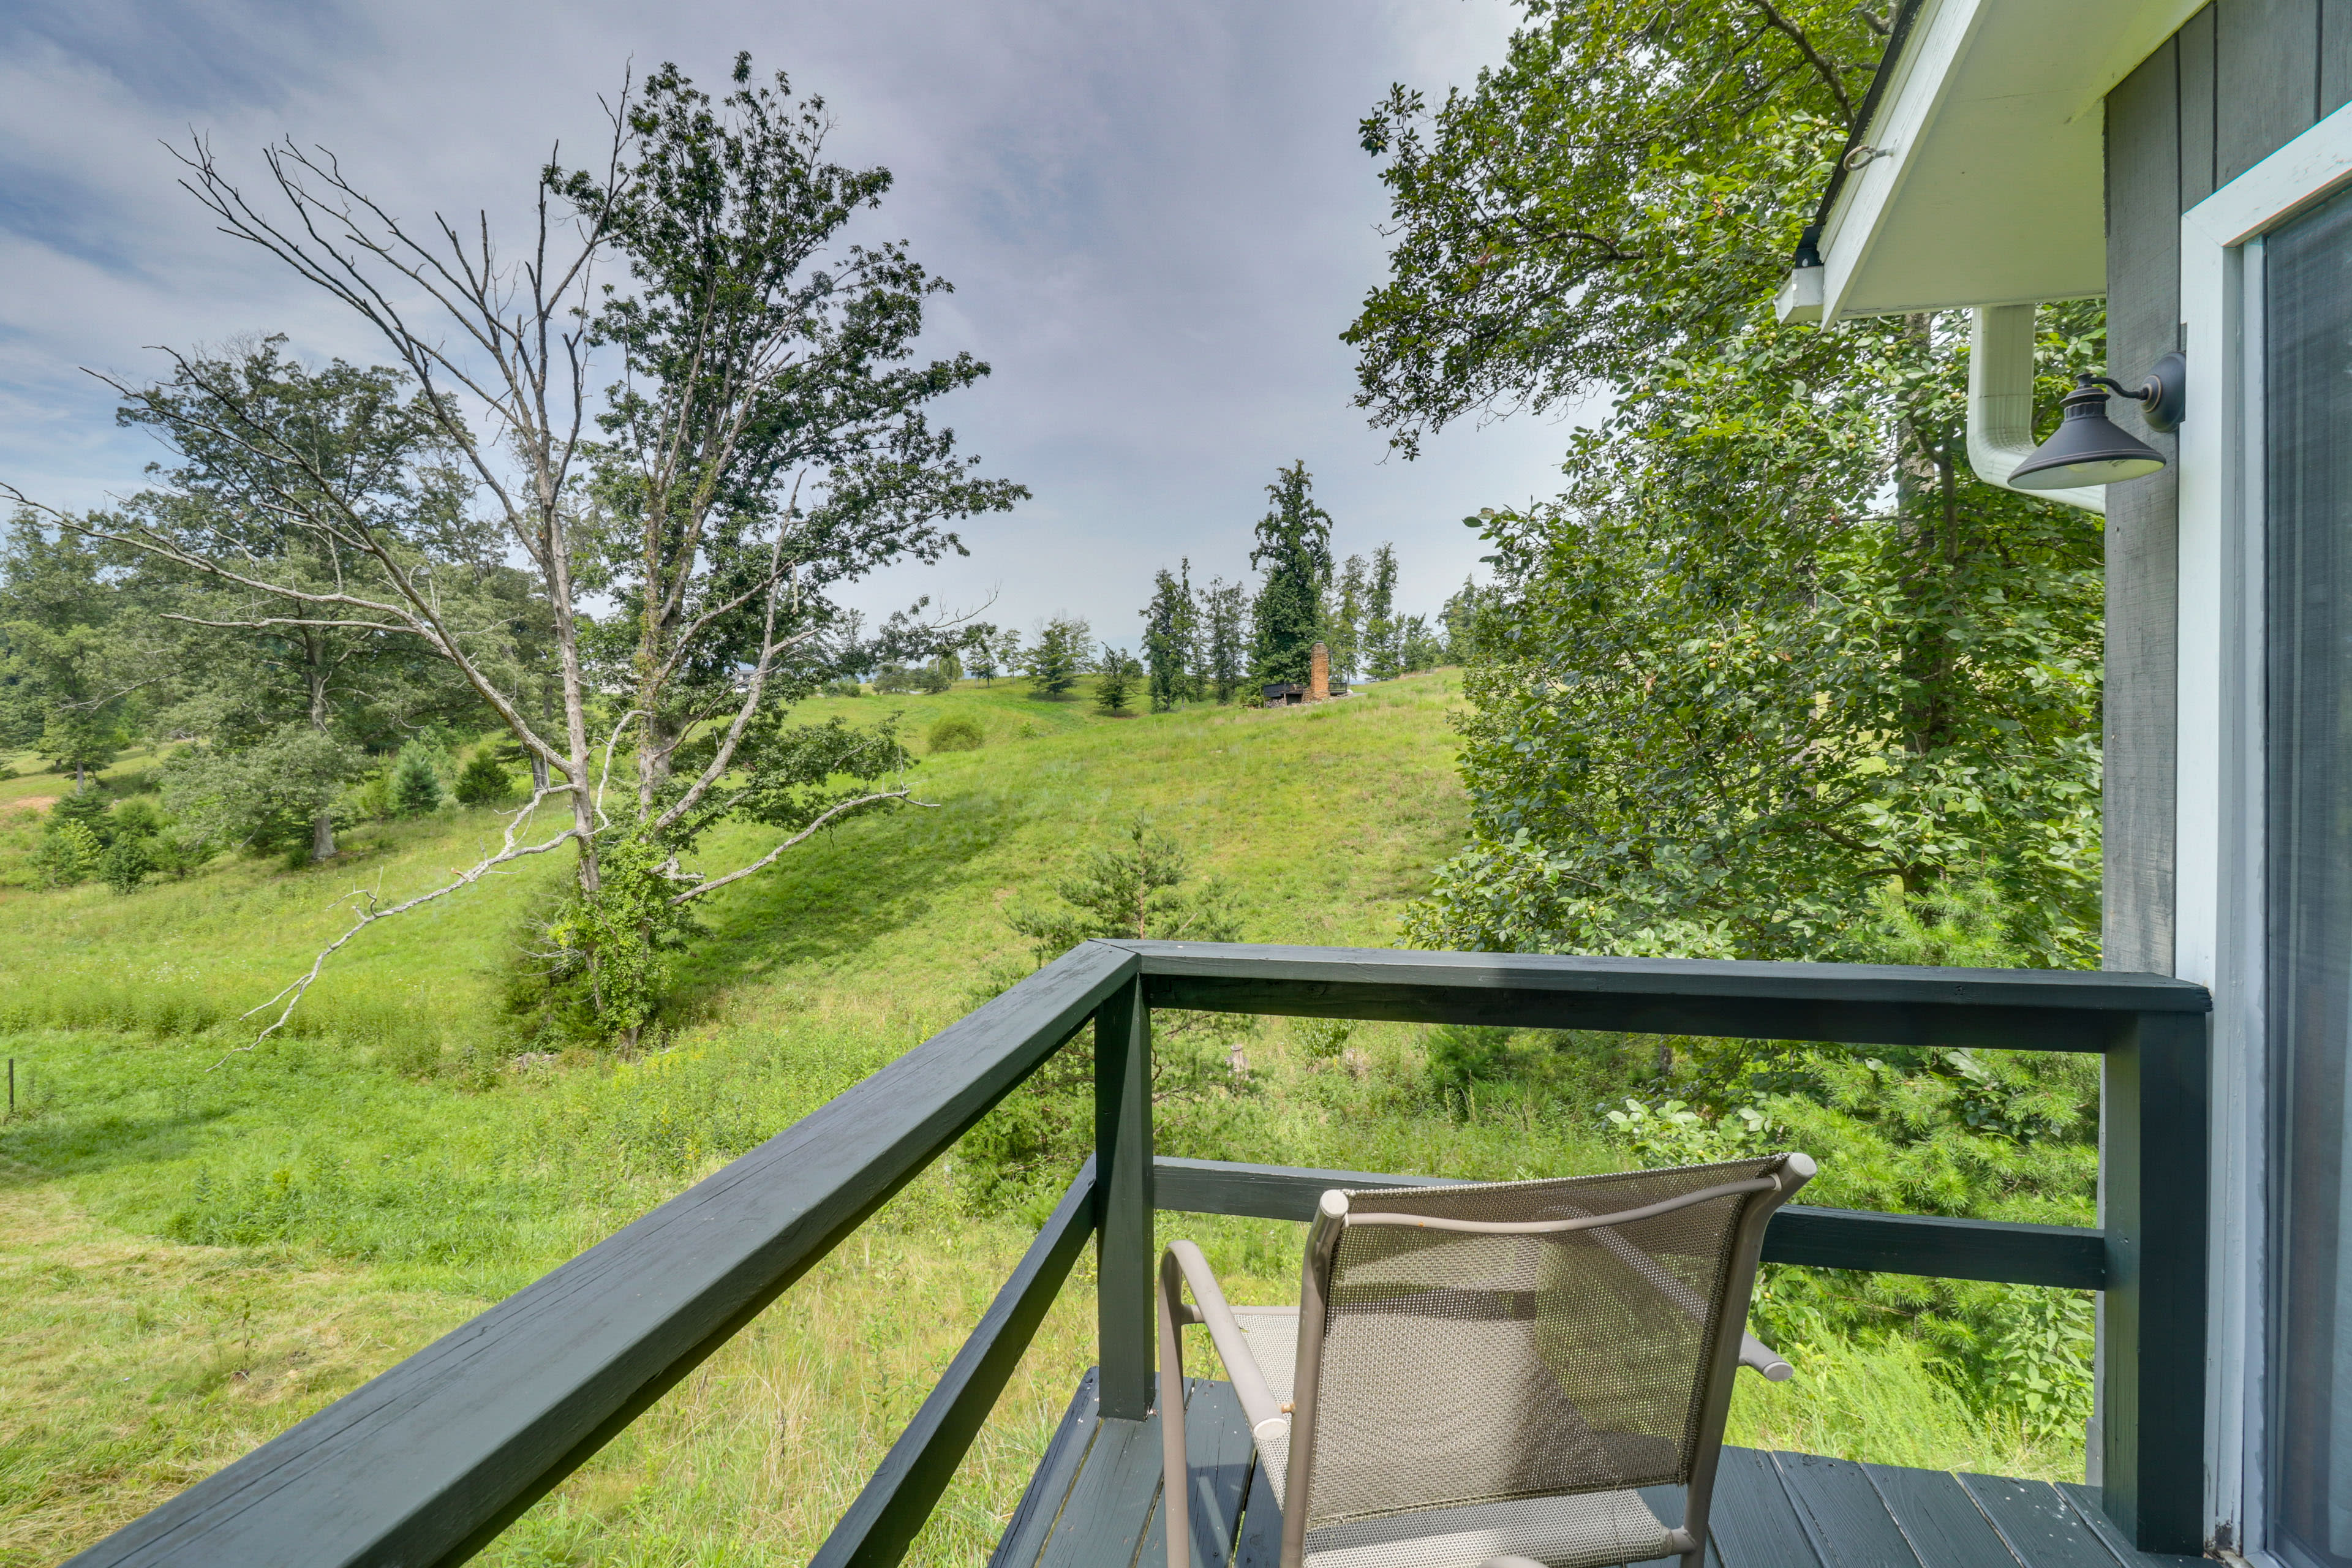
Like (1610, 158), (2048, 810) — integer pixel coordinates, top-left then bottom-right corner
(545, 525), (601, 896)
(306, 631), (336, 862)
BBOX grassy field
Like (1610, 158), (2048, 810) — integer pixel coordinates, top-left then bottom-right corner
(0, 672), (2078, 1566)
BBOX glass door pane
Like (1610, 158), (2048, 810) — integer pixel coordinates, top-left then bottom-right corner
(2266, 180), (2352, 1568)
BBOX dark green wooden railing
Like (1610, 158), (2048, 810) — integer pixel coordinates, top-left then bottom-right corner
(66, 941), (2211, 1566)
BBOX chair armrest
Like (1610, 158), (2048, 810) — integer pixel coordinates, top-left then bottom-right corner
(1163, 1240), (1290, 1440)
(1740, 1331), (1793, 1382)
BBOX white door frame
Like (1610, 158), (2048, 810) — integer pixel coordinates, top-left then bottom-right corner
(2177, 99), (2352, 1564)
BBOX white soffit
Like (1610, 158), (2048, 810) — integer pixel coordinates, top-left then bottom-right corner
(1819, 0), (2203, 322)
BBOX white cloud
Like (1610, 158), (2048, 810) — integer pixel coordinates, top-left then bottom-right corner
(0, 0), (1591, 632)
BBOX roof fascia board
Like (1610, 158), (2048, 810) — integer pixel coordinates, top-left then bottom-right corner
(1819, 0), (1986, 323)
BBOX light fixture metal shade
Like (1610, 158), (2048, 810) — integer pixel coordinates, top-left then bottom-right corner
(2009, 377), (2167, 490)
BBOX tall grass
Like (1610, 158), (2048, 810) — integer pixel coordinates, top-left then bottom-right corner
(0, 674), (2087, 1565)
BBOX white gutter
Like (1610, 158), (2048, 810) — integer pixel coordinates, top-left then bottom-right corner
(1967, 303), (2105, 515)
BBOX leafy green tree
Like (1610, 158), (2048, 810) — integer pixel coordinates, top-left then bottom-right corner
(163, 728), (360, 862)
(1404, 312), (2106, 968)
(1197, 576), (1248, 704)
(988, 627), (1023, 684)
(1025, 616), (1087, 699)
(34, 812), (102, 888)
(961, 623), (1003, 685)
(1399, 614), (1442, 673)
(1437, 578), (1487, 665)
(1248, 462), (1333, 688)
(0, 516), (138, 793)
(111, 340), (497, 860)
(1351, 0), (2101, 965)
(99, 834), (156, 894)
(1140, 561), (1200, 713)
(1092, 644), (1140, 715)
(1344, 0), (1880, 454)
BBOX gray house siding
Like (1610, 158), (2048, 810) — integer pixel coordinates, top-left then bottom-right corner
(2099, 0), (2352, 973)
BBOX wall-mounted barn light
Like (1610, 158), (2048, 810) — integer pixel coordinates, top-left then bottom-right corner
(2007, 353), (2185, 491)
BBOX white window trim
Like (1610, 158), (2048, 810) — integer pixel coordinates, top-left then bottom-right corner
(2177, 98), (2352, 1565)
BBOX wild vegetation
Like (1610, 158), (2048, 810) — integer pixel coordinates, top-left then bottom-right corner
(0, 674), (2089, 1565)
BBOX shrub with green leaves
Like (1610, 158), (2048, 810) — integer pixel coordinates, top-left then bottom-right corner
(927, 714), (984, 753)
(33, 812), (101, 888)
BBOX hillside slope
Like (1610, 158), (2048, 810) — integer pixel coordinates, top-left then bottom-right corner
(0, 671), (2075, 1566)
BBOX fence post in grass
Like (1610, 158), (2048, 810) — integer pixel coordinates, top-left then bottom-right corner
(1094, 971), (1155, 1422)
(2098, 1006), (2211, 1555)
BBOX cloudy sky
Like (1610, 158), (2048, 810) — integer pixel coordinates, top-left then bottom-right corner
(0, 0), (1588, 638)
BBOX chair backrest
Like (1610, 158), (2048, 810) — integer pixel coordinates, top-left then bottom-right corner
(1282, 1153), (1810, 1541)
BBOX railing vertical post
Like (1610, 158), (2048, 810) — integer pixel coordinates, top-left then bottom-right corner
(1094, 974), (1155, 1421)
(2099, 1008), (2211, 1555)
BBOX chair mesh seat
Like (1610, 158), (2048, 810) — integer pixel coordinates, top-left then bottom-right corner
(1158, 1155), (1808, 1568)
(1300, 1490), (1675, 1568)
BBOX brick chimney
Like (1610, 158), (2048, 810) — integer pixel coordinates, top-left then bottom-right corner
(1309, 641), (1330, 701)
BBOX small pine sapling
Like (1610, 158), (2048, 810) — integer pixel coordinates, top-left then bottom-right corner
(454, 750), (514, 807)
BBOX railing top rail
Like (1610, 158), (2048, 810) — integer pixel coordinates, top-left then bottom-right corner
(1114, 942), (2209, 1051)
(66, 941), (1139, 1568)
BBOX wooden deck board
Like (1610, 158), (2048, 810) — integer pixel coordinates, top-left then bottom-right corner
(1774, 1450), (1927, 1568)
(2055, 1483), (2207, 1568)
(1706, 1446), (1827, 1568)
(1959, 1473), (2121, 1568)
(1035, 1408), (1163, 1568)
(989, 1369), (1099, 1568)
(1868, 1459), (2027, 1567)
(1138, 1379), (1257, 1568)
(995, 1373), (2157, 1568)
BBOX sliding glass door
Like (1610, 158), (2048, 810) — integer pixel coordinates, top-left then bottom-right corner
(2264, 180), (2352, 1568)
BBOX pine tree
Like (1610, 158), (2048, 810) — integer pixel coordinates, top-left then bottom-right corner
(1093, 643), (1140, 715)
(1025, 617), (1088, 699)
(1363, 544), (1401, 679)
(1199, 576), (1249, 703)
(963, 623), (1002, 685)
(1247, 462), (1333, 688)
(389, 743), (444, 816)
(1141, 561), (1201, 713)
(455, 749), (514, 807)
(1327, 554), (1368, 682)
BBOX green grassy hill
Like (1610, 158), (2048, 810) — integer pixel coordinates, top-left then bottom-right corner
(0, 673), (2073, 1566)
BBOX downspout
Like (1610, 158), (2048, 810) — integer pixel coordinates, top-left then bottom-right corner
(1967, 303), (2106, 515)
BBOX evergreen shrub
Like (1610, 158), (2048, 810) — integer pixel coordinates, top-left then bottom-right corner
(389, 745), (445, 816)
(454, 750), (514, 807)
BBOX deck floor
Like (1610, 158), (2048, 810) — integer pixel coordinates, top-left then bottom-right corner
(989, 1371), (2205, 1568)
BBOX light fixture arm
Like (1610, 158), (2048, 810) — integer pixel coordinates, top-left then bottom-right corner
(2079, 356), (2186, 434)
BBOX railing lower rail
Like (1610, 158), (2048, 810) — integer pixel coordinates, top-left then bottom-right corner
(66, 941), (2211, 1566)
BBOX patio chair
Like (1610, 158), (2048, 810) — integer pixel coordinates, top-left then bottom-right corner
(1155, 1153), (1814, 1568)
